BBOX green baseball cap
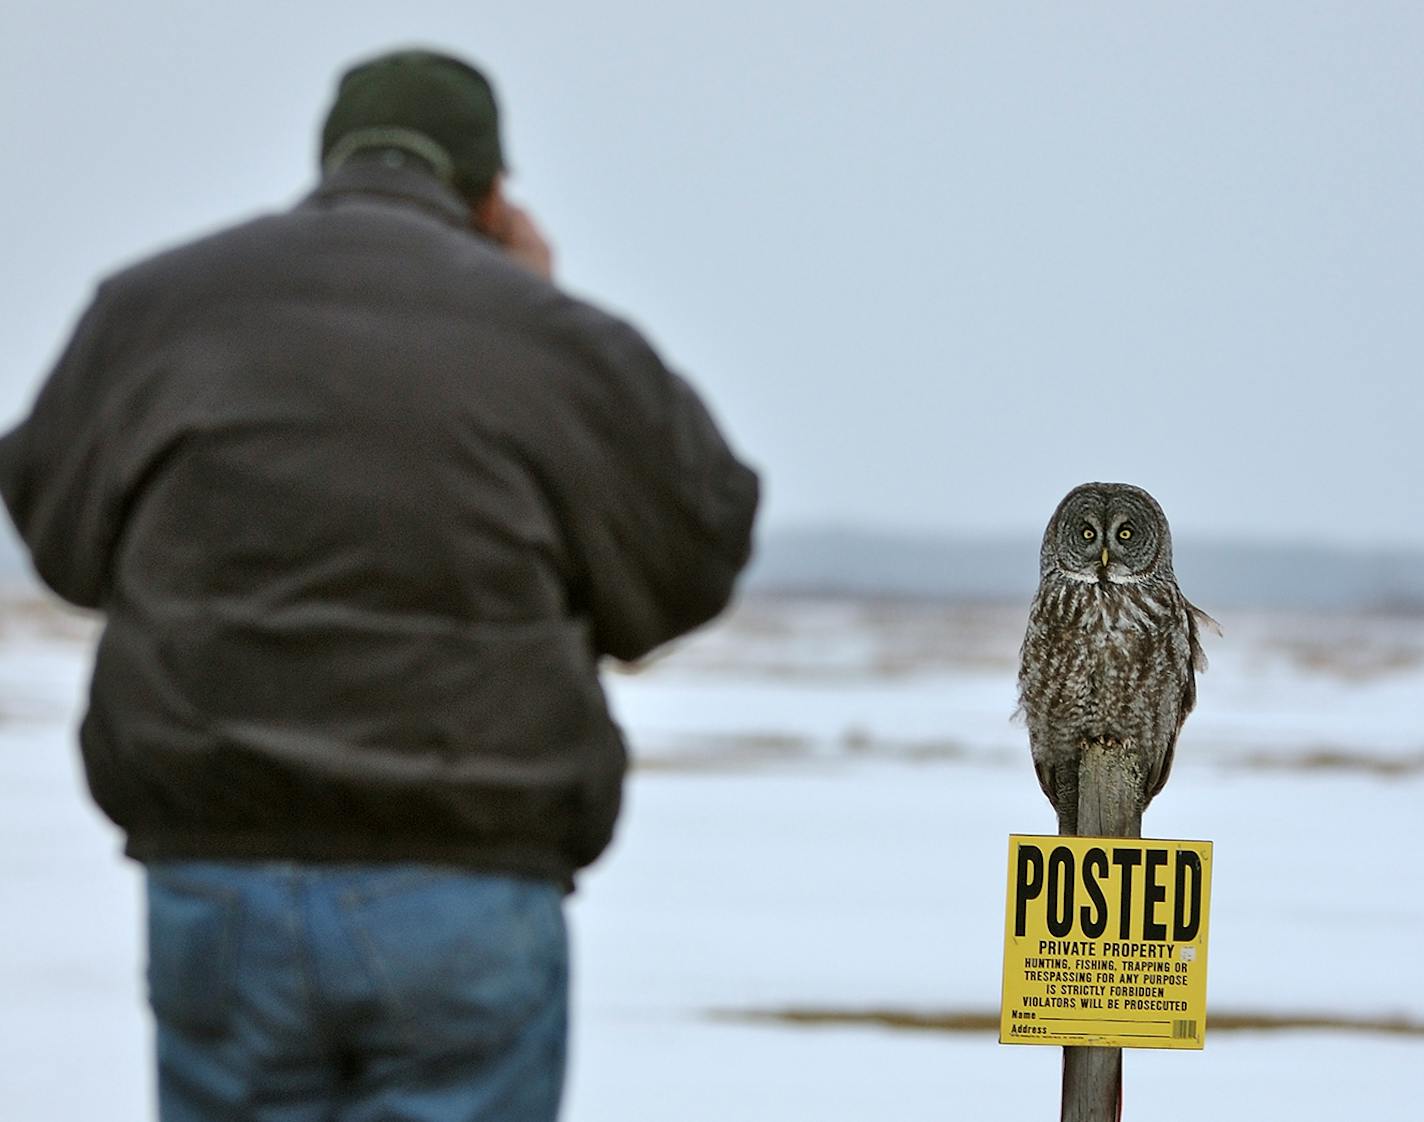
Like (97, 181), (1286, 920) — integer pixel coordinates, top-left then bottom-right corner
(320, 49), (505, 200)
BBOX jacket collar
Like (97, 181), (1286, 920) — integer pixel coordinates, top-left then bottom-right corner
(303, 157), (470, 229)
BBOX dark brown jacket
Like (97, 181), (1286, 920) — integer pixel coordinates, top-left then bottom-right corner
(0, 160), (758, 885)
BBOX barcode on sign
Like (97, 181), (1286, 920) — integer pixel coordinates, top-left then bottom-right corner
(1171, 1020), (1197, 1040)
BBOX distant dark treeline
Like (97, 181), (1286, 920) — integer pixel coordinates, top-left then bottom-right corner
(744, 527), (1424, 614)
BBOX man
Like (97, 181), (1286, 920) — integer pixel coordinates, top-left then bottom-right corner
(0, 49), (758, 1122)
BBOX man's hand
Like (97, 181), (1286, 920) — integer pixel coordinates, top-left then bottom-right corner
(472, 183), (555, 280)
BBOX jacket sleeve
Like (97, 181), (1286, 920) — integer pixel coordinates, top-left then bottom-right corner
(549, 315), (759, 662)
(0, 288), (127, 609)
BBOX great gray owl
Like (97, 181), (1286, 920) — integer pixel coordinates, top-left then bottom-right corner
(1017, 482), (1214, 832)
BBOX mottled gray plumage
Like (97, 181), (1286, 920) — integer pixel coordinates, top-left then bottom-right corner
(1017, 482), (1214, 832)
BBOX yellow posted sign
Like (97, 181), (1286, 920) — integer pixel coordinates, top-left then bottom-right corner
(1001, 834), (1212, 1049)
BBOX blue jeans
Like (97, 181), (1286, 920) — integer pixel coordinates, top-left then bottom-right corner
(145, 863), (568, 1122)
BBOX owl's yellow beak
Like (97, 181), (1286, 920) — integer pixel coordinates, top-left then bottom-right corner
(1101, 546), (1110, 568)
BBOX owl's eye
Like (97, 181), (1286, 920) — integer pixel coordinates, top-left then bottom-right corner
(1118, 527), (1133, 541)
(1081, 527), (1096, 542)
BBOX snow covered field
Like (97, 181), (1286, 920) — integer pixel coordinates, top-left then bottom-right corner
(1, 594), (1421, 1120)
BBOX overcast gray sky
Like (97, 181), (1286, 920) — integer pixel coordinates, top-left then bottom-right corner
(3, 2), (1421, 547)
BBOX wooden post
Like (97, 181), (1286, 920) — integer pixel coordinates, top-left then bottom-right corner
(1059, 738), (1142, 1122)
